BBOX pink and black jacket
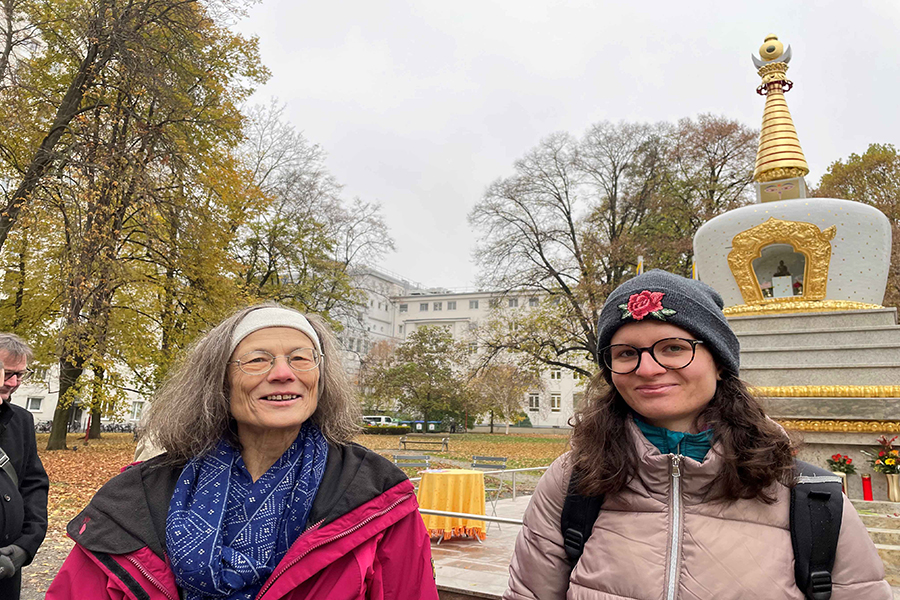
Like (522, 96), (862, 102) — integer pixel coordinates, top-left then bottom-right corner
(47, 443), (439, 600)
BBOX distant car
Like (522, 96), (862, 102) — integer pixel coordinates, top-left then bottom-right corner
(362, 415), (395, 426)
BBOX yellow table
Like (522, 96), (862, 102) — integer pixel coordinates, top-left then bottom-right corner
(416, 468), (486, 540)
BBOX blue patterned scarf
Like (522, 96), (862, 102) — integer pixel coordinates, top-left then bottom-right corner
(166, 421), (329, 600)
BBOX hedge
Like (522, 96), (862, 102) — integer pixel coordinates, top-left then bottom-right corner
(361, 425), (411, 435)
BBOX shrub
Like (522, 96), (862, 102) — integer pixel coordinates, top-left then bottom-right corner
(361, 425), (411, 435)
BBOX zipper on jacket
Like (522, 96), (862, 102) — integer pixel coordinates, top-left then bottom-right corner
(665, 454), (683, 600)
(255, 492), (414, 598)
(123, 554), (177, 600)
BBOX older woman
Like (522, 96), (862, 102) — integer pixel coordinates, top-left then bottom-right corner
(504, 270), (890, 600)
(48, 304), (438, 600)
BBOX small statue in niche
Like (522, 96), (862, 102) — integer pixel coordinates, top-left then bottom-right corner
(774, 260), (791, 277)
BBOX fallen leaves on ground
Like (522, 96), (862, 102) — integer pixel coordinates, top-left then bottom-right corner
(37, 433), (137, 540)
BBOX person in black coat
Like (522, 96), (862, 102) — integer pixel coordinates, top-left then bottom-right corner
(0, 334), (50, 599)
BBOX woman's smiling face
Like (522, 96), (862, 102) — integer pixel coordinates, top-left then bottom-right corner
(609, 320), (719, 433)
(228, 327), (320, 441)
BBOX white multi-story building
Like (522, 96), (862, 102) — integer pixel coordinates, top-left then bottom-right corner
(337, 267), (424, 379)
(389, 288), (580, 428)
(336, 268), (581, 428)
(10, 363), (147, 430)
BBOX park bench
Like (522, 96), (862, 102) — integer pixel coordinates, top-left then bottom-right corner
(392, 454), (431, 469)
(398, 435), (449, 452)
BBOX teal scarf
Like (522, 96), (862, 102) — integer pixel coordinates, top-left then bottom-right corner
(634, 417), (713, 463)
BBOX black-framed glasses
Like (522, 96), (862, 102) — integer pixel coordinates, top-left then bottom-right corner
(3, 369), (33, 383)
(600, 338), (704, 374)
(228, 348), (323, 375)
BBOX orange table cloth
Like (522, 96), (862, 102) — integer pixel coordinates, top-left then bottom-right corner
(416, 468), (486, 540)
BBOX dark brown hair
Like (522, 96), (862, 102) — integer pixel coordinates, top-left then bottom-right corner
(569, 370), (795, 503)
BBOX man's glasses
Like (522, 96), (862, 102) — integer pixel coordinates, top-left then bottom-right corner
(228, 348), (323, 375)
(600, 338), (704, 374)
(3, 369), (33, 383)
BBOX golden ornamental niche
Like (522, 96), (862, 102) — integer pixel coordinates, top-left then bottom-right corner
(727, 217), (835, 304)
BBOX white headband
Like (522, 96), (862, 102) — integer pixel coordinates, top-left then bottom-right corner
(229, 307), (321, 355)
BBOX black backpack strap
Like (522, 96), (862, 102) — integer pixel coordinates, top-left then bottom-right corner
(0, 445), (17, 488)
(790, 459), (844, 600)
(560, 469), (604, 564)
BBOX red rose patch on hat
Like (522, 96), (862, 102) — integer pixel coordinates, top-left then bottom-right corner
(619, 290), (677, 321)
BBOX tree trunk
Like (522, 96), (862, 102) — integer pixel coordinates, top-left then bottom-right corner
(88, 404), (102, 440)
(11, 249), (25, 329)
(0, 39), (106, 253)
(490, 410), (494, 434)
(46, 358), (84, 450)
(86, 365), (106, 440)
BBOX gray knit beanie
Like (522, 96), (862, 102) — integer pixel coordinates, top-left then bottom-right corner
(596, 269), (740, 375)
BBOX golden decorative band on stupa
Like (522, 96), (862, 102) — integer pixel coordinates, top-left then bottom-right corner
(727, 217), (834, 304)
(774, 419), (900, 434)
(724, 300), (883, 317)
(752, 35), (809, 183)
(750, 386), (900, 399)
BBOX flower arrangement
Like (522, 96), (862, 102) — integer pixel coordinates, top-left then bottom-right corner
(826, 453), (856, 474)
(862, 435), (900, 475)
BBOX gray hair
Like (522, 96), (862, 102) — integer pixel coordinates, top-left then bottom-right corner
(0, 333), (33, 362)
(143, 303), (360, 463)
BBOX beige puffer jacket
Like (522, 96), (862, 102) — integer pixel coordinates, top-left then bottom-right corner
(504, 421), (891, 599)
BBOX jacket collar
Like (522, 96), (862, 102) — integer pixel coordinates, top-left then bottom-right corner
(627, 417), (722, 504)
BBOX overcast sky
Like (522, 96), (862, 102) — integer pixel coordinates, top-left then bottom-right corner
(233, 0), (900, 290)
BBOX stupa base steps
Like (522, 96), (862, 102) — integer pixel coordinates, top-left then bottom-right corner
(762, 397), (900, 421)
(728, 308), (898, 333)
(850, 501), (900, 586)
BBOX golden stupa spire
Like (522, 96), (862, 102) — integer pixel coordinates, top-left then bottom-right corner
(752, 34), (809, 185)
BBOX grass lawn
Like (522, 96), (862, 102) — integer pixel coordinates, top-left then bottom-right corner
(357, 432), (570, 469)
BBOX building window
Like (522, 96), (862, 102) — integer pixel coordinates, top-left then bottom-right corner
(550, 368), (561, 380)
(399, 304), (408, 313)
(131, 401), (146, 420)
(434, 302), (442, 311)
(551, 393), (561, 412)
(26, 397), (42, 412)
(528, 393), (540, 412)
(529, 297), (539, 307)
(468, 343), (478, 354)
(420, 303), (428, 311)
(398, 325), (403, 334)
(447, 301), (457, 310)
(469, 300), (479, 309)
(508, 298), (518, 308)
(32, 368), (48, 381)
(356, 339), (362, 352)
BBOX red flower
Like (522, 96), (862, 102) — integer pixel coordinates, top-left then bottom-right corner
(846, 458), (852, 464)
(880, 450), (887, 457)
(831, 454), (841, 461)
(627, 291), (665, 320)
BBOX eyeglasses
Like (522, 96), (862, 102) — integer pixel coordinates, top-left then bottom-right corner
(228, 348), (323, 375)
(600, 338), (704, 374)
(3, 369), (33, 383)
